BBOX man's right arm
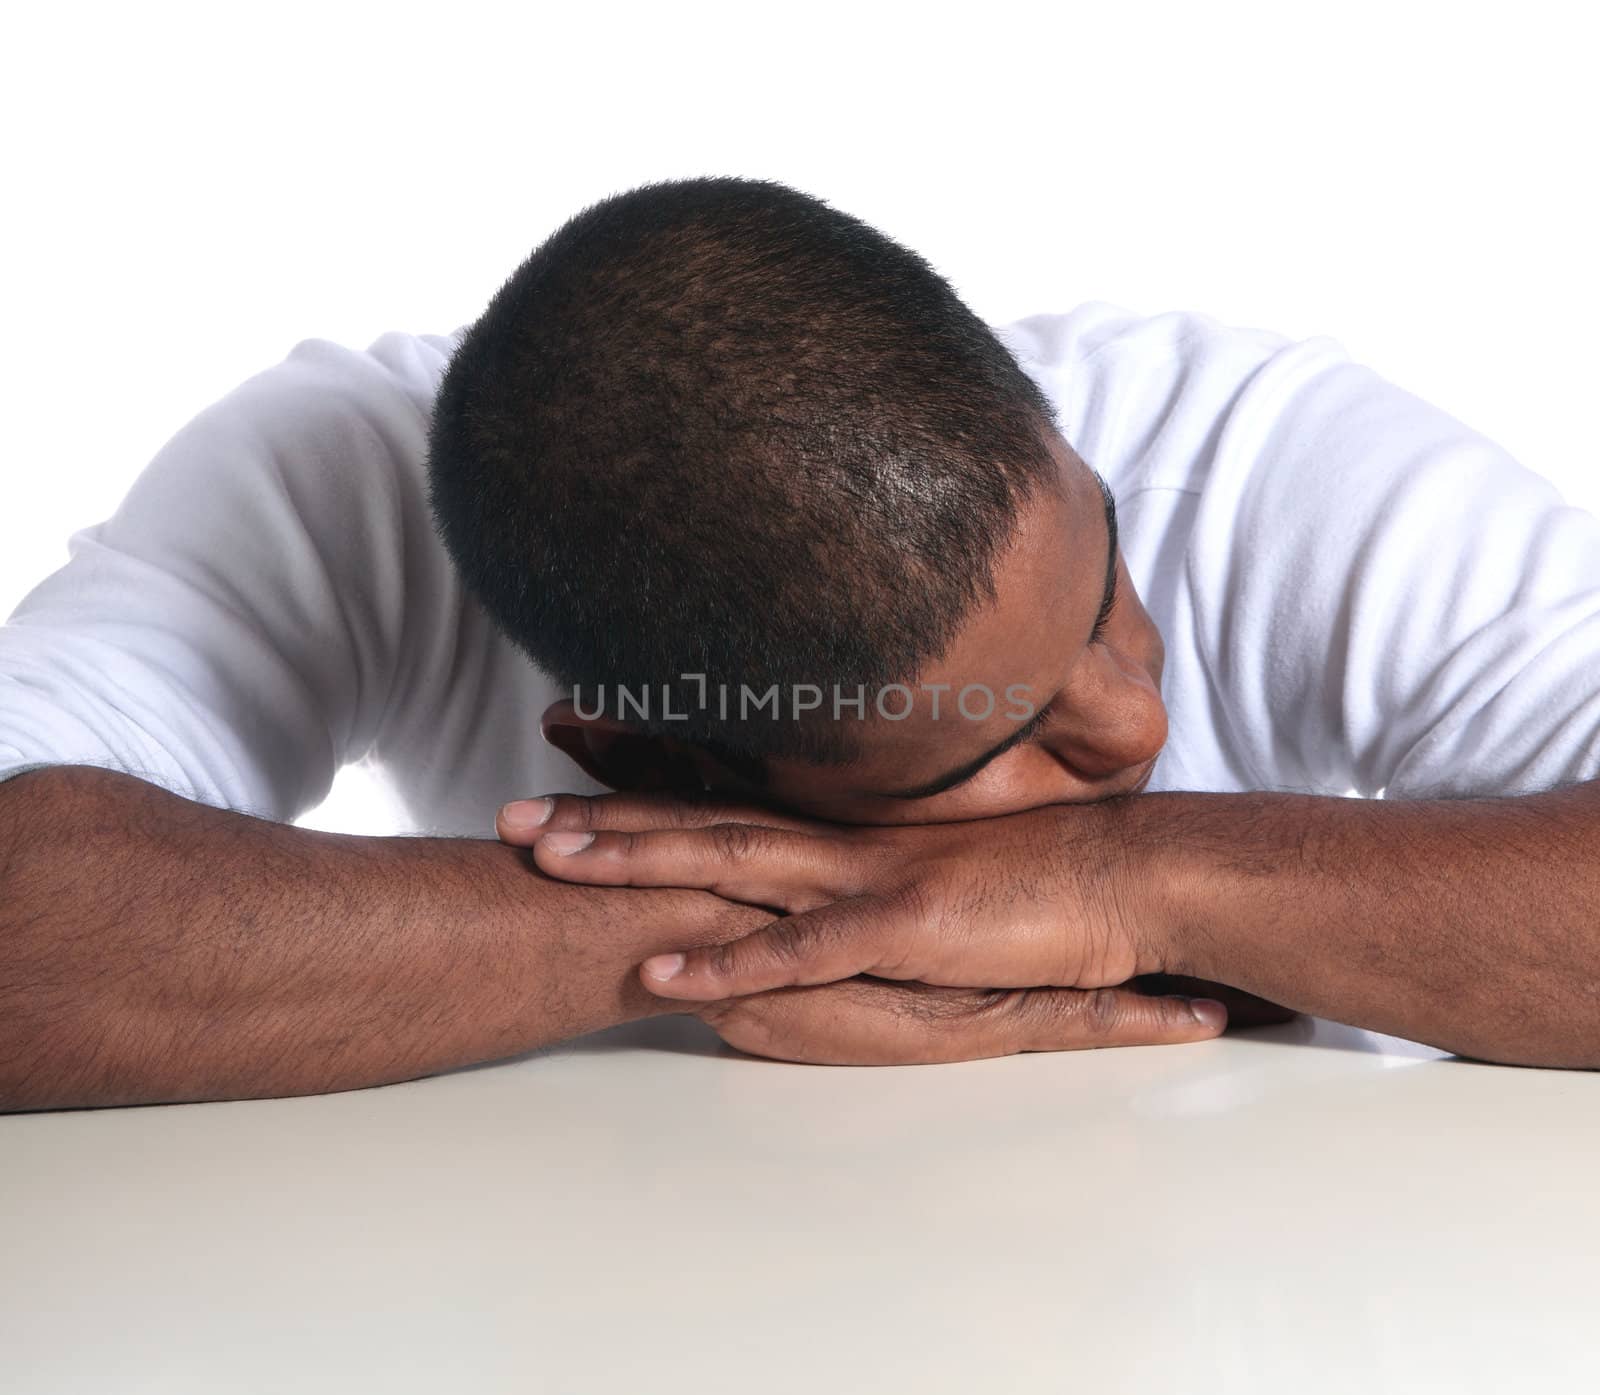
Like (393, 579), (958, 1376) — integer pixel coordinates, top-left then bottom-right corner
(0, 765), (769, 1111)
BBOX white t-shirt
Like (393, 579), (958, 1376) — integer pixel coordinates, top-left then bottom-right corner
(4, 302), (1598, 835)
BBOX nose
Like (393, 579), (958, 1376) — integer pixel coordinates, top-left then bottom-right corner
(1045, 646), (1168, 783)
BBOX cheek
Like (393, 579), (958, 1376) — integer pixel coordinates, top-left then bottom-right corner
(905, 747), (1078, 823)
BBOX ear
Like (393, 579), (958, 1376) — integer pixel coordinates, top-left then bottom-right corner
(539, 698), (706, 794)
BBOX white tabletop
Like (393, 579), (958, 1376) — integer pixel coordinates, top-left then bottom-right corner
(4, 1015), (1597, 1393)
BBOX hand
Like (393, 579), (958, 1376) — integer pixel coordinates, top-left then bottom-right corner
(686, 975), (1232, 1065)
(497, 791), (1177, 1003)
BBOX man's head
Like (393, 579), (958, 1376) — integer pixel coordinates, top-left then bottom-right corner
(426, 175), (1166, 823)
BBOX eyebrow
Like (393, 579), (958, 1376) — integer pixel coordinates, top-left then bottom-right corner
(873, 473), (1120, 802)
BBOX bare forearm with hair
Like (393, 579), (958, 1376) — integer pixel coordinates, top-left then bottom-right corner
(1133, 778), (1600, 1066)
(0, 765), (764, 1110)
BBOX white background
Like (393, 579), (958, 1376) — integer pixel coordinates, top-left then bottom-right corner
(2, 0), (1594, 830)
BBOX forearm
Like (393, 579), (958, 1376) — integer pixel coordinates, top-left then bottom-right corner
(1126, 780), (1600, 1066)
(0, 766), (757, 1110)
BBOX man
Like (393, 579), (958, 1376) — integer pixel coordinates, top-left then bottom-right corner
(3, 176), (1597, 1110)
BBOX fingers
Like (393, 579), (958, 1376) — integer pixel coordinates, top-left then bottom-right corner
(640, 899), (897, 998)
(696, 979), (1229, 1066)
(526, 822), (866, 913)
(495, 790), (812, 846)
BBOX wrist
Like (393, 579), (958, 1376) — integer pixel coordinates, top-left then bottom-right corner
(486, 860), (769, 1039)
(1097, 791), (1219, 981)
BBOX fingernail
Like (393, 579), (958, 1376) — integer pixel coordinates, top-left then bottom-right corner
(643, 953), (686, 981)
(499, 798), (554, 830)
(541, 830), (595, 855)
(1189, 998), (1227, 1029)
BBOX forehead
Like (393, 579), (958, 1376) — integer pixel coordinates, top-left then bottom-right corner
(762, 447), (1104, 802)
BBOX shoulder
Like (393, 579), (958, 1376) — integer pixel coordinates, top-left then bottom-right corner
(120, 323), (474, 541)
(992, 301), (1351, 493)
(222, 323), (468, 436)
(994, 299), (1295, 367)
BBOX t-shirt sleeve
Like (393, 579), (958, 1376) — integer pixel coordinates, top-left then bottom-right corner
(1184, 337), (1600, 800)
(0, 335), (440, 821)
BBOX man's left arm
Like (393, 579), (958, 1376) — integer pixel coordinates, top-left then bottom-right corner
(1070, 338), (1600, 1065)
(1129, 777), (1600, 1067)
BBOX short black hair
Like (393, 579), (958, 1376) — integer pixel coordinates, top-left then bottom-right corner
(425, 175), (1063, 767)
